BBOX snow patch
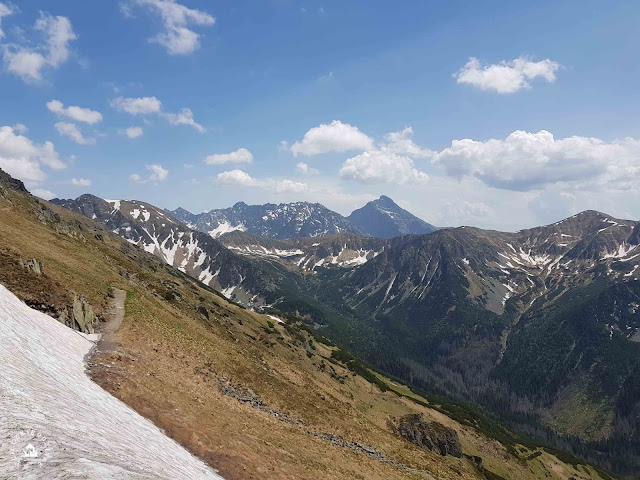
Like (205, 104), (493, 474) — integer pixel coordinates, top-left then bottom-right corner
(0, 284), (222, 479)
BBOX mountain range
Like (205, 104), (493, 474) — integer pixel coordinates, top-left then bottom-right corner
(50, 186), (640, 477)
(2, 166), (612, 480)
(167, 195), (437, 240)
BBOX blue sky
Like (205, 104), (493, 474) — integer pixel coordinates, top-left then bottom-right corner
(1, 0), (639, 230)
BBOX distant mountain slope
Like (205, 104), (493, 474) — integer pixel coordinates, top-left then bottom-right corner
(219, 230), (387, 271)
(168, 201), (361, 239)
(51, 194), (290, 307)
(316, 210), (640, 474)
(347, 195), (437, 238)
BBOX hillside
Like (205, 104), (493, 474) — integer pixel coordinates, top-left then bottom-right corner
(0, 168), (615, 479)
(315, 211), (640, 475)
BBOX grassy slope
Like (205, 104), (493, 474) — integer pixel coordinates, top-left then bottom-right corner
(0, 185), (616, 480)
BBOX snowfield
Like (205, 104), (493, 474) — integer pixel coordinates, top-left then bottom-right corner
(0, 284), (224, 479)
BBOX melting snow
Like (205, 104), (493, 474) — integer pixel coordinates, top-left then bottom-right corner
(603, 243), (638, 259)
(267, 315), (284, 324)
(208, 222), (246, 238)
(104, 199), (121, 213)
(0, 284), (222, 479)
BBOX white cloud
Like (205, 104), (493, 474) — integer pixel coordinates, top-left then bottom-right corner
(129, 0), (215, 55)
(431, 129), (640, 191)
(46, 100), (102, 124)
(0, 2), (14, 39)
(215, 169), (257, 186)
(274, 179), (308, 193)
(296, 162), (319, 176)
(31, 188), (55, 200)
(54, 122), (95, 146)
(2, 12), (77, 83)
(205, 148), (253, 165)
(455, 56), (560, 94)
(382, 127), (434, 158)
(0, 125), (64, 185)
(291, 120), (374, 157)
(124, 126), (144, 138)
(278, 140), (289, 151)
(111, 96), (162, 115)
(129, 163), (168, 183)
(71, 177), (91, 187)
(12, 123), (27, 134)
(339, 151), (429, 185)
(163, 107), (205, 133)
(111, 97), (203, 132)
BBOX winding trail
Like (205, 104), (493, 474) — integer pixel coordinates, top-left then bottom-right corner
(96, 288), (126, 353)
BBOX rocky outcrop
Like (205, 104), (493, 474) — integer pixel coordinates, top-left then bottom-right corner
(19, 258), (44, 276)
(0, 168), (29, 196)
(58, 295), (97, 334)
(394, 414), (462, 457)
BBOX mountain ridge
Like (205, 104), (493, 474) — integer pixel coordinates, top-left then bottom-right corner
(168, 195), (437, 240)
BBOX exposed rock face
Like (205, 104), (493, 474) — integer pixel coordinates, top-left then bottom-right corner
(0, 168), (29, 195)
(394, 414), (462, 457)
(58, 296), (97, 334)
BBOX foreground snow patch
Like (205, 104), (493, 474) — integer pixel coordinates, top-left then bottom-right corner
(0, 284), (224, 480)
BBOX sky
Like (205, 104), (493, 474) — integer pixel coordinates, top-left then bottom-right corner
(1, 0), (639, 231)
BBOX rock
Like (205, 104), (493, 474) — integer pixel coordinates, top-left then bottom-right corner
(19, 258), (44, 276)
(69, 295), (96, 334)
(394, 414), (462, 457)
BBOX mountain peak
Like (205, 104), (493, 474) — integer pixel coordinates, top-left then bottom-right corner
(348, 197), (436, 239)
(374, 195), (398, 208)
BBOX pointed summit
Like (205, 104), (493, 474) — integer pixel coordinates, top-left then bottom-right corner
(347, 196), (437, 238)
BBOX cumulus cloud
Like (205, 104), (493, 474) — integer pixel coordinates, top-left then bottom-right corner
(274, 179), (308, 193)
(431, 130), (640, 191)
(205, 148), (253, 165)
(296, 162), (319, 176)
(54, 122), (95, 145)
(162, 107), (205, 132)
(215, 169), (257, 186)
(382, 127), (434, 158)
(111, 96), (162, 115)
(111, 96), (204, 132)
(339, 151), (429, 185)
(291, 120), (374, 157)
(455, 56), (560, 94)
(124, 126), (143, 138)
(0, 125), (64, 186)
(127, 0), (215, 55)
(71, 177), (91, 187)
(46, 100), (102, 124)
(2, 12), (77, 83)
(129, 163), (168, 183)
(31, 188), (56, 200)
(213, 170), (308, 193)
(12, 123), (27, 133)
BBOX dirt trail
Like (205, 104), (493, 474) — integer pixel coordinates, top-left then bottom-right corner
(97, 289), (126, 352)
